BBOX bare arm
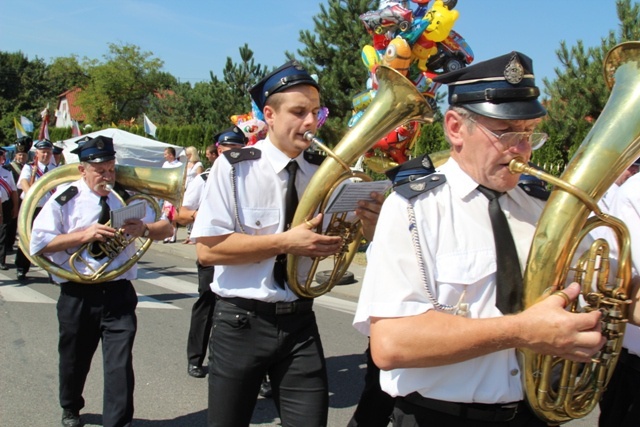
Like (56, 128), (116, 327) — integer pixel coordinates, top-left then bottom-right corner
(175, 206), (197, 226)
(370, 283), (606, 370)
(196, 213), (343, 266)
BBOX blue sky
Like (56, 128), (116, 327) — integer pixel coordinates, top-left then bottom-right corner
(0, 0), (624, 97)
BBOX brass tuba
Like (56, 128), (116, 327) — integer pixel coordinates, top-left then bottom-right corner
(509, 41), (640, 424)
(18, 162), (186, 284)
(287, 65), (434, 298)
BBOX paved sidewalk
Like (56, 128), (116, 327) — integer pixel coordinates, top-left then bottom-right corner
(149, 225), (366, 303)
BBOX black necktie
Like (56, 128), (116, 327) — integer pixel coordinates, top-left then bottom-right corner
(44, 165), (49, 173)
(477, 186), (523, 314)
(90, 196), (110, 259)
(274, 160), (299, 287)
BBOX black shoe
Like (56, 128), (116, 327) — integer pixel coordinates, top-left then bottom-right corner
(0, 264), (8, 270)
(16, 272), (27, 281)
(259, 378), (273, 398)
(187, 364), (207, 378)
(61, 409), (81, 427)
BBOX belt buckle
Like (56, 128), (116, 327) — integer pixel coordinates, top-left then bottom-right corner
(500, 403), (518, 422)
(275, 301), (295, 315)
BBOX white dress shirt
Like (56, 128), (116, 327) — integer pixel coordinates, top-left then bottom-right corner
(191, 138), (318, 302)
(30, 178), (157, 283)
(611, 173), (640, 355)
(353, 158), (545, 404)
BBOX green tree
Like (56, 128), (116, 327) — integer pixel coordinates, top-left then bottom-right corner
(537, 0), (640, 172)
(76, 43), (170, 125)
(296, 0), (376, 144)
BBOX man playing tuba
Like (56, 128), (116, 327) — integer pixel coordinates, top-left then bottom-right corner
(29, 136), (173, 427)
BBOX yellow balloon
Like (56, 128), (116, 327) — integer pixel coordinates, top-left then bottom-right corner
(361, 45), (380, 71)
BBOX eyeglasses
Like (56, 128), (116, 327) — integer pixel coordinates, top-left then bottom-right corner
(467, 117), (548, 150)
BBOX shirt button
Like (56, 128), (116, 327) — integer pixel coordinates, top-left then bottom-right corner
(255, 220), (261, 226)
(510, 369), (519, 376)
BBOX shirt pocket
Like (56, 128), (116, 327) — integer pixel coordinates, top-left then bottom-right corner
(241, 208), (280, 235)
(435, 248), (496, 286)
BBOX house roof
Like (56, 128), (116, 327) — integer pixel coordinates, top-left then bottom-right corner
(58, 87), (86, 121)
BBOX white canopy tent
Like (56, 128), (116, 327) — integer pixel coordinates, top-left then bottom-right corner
(61, 128), (185, 167)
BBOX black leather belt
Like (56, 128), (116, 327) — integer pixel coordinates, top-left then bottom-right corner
(217, 296), (313, 316)
(402, 392), (521, 422)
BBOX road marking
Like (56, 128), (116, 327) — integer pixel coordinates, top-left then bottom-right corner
(0, 282), (57, 303)
(316, 294), (357, 315)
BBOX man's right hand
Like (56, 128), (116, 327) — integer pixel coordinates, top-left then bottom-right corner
(516, 283), (606, 362)
(285, 213), (343, 257)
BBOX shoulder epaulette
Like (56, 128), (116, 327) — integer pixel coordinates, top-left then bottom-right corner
(395, 173), (446, 200)
(223, 147), (261, 164)
(199, 170), (210, 182)
(112, 182), (131, 202)
(386, 154), (435, 184)
(518, 179), (550, 201)
(303, 150), (326, 166)
(55, 186), (78, 206)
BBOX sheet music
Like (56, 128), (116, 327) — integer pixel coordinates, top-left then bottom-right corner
(110, 202), (146, 228)
(325, 180), (392, 214)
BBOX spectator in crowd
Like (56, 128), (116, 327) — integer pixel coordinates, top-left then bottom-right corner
(15, 139), (57, 281)
(0, 147), (19, 270)
(161, 146), (182, 244)
(182, 146), (204, 244)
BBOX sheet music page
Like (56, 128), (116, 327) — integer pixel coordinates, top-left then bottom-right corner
(110, 202), (146, 228)
(325, 180), (391, 214)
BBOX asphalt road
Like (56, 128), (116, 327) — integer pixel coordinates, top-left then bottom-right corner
(0, 228), (600, 426)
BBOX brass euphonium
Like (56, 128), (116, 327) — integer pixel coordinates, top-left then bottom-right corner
(18, 162), (186, 284)
(287, 65), (434, 298)
(509, 41), (640, 424)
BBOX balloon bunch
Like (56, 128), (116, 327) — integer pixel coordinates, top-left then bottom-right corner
(230, 100), (330, 146)
(230, 101), (268, 146)
(354, 0), (474, 172)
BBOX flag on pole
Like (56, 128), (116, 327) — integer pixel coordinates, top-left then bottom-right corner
(143, 113), (157, 137)
(39, 105), (50, 141)
(71, 120), (82, 137)
(20, 116), (34, 132)
(14, 117), (28, 138)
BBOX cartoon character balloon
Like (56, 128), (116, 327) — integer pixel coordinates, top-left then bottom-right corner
(351, 0), (472, 172)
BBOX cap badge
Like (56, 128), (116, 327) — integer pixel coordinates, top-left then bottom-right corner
(504, 55), (524, 85)
(96, 140), (104, 149)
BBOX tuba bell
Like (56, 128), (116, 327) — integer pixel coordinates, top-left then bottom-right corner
(508, 41), (640, 424)
(287, 65), (434, 298)
(18, 162), (186, 284)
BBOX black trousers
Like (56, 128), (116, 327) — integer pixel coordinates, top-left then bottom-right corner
(393, 395), (547, 427)
(58, 280), (138, 427)
(0, 199), (13, 264)
(186, 262), (215, 366)
(15, 206), (40, 274)
(347, 341), (396, 427)
(599, 348), (640, 427)
(208, 298), (328, 427)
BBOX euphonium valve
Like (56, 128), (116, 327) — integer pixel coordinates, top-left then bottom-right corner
(511, 41), (640, 424)
(287, 65), (434, 298)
